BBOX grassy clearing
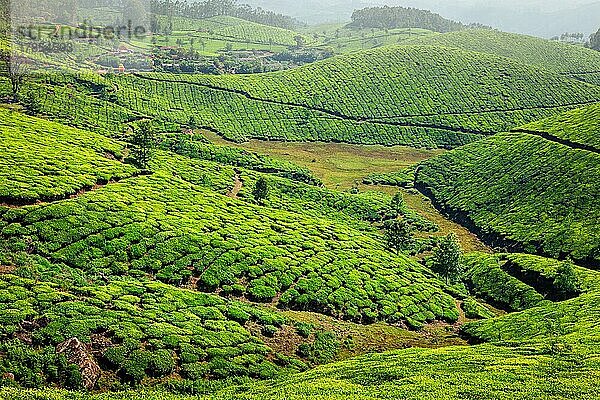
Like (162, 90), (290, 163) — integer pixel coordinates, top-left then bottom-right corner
(201, 130), (443, 190)
(201, 130), (486, 253)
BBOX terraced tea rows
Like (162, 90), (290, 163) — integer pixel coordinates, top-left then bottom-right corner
(408, 29), (600, 80)
(4, 251), (600, 398)
(0, 108), (137, 204)
(0, 274), (295, 385)
(516, 102), (600, 150)
(415, 131), (600, 264)
(0, 162), (457, 327)
(118, 45), (600, 147)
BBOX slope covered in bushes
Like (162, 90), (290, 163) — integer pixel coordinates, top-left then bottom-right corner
(0, 108), (137, 204)
(109, 45), (600, 147)
(4, 251), (600, 398)
(415, 131), (600, 264)
(516, 102), (600, 150)
(409, 29), (600, 81)
(0, 171), (456, 325)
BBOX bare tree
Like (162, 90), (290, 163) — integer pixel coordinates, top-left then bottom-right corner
(1, 50), (31, 101)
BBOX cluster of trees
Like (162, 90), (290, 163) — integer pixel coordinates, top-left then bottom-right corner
(557, 32), (585, 42)
(150, 0), (300, 30)
(152, 48), (332, 75)
(588, 27), (600, 51)
(558, 28), (600, 50)
(348, 6), (490, 33)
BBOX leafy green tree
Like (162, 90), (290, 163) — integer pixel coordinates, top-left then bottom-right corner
(390, 192), (405, 215)
(253, 177), (269, 203)
(130, 120), (157, 170)
(384, 218), (414, 254)
(431, 233), (462, 284)
(589, 27), (600, 51)
(554, 259), (579, 299)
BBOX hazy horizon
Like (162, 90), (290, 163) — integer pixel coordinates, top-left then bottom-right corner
(245, 0), (600, 37)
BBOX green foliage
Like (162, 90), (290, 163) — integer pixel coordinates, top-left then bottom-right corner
(363, 167), (415, 188)
(349, 6), (477, 32)
(384, 219), (414, 254)
(416, 132), (600, 264)
(156, 15), (306, 48)
(0, 108), (136, 203)
(294, 323), (313, 338)
(149, 349), (175, 378)
(101, 44), (600, 148)
(389, 193), (405, 216)
(261, 325), (278, 337)
(430, 233), (462, 284)
(410, 29), (600, 76)
(164, 135), (320, 185)
(517, 102), (600, 150)
(130, 121), (158, 170)
(462, 253), (548, 311)
(554, 260), (580, 299)
(252, 177), (269, 204)
(0, 169), (456, 325)
(461, 297), (495, 320)
(297, 331), (339, 365)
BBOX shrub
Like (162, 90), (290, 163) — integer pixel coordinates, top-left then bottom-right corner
(261, 325), (278, 337)
(149, 349), (175, 377)
(295, 322), (313, 338)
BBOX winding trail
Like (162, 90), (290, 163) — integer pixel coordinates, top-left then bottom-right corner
(227, 171), (243, 199)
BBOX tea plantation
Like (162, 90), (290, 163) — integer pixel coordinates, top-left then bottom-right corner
(2, 12), (600, 399)
(0, 108), (466, 390)
(415, 130), (600, 265)
(516, 102), (600, 150)
(5, 251), (599, 399)
(408, 29), (600, 80)
(18, 44), (600, 149)
(0, 108), (137, 204)
(150, 15), (310, 50)
(118, 45), (600, 146)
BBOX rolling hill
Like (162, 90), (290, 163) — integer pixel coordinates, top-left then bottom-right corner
(515, 102), (600, 150)
(4, 252), (600, 399)
(414, 103), (600, 265)
(102, 45), (600, 148)
(0, 108), (463, 389)
(409, 29), (600, 85)
(2, 12), (600, 399)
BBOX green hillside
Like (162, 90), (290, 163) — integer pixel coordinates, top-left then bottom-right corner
(2, 10), (600, 399)
(414, 128), (600, 264)
(0, 109), (470, 390)
(140, 15), (310, 55)
(516, 102), (600, 150)
(105, 45), (600, 148)
(408, 29), (600, 85)
(4, 253), (600, 399)
(15, 43), (600, 149)
(0, 108), (137, 204)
